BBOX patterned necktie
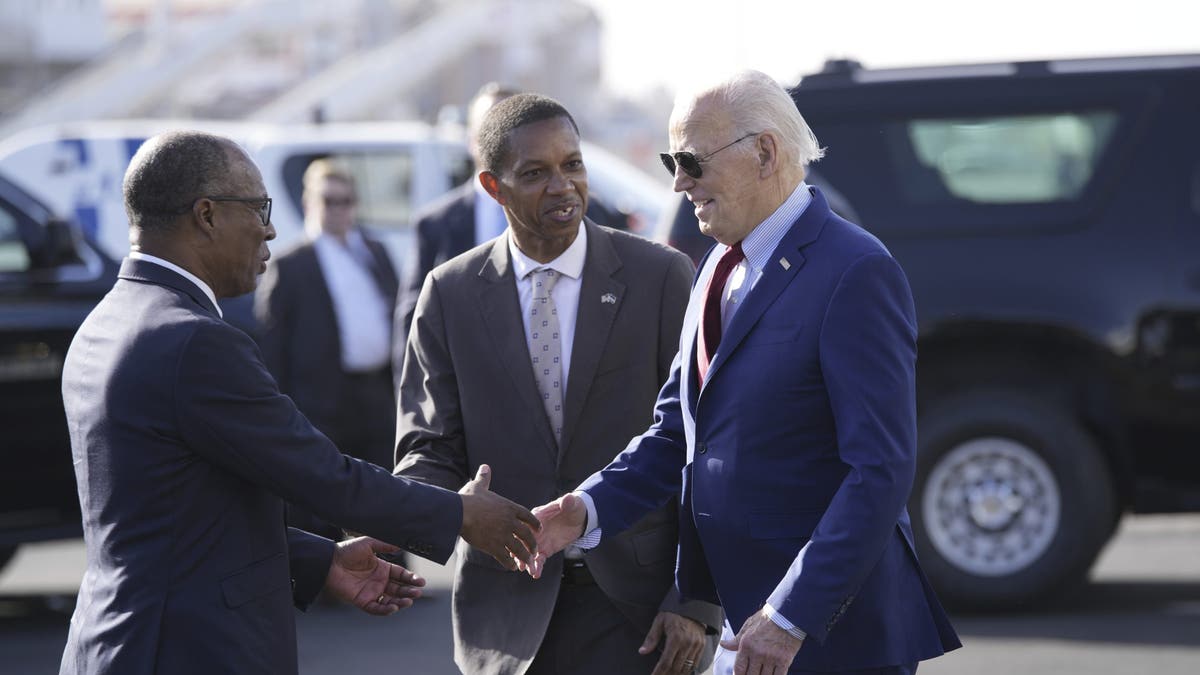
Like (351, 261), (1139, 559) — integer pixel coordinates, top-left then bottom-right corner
(697, 242), (744, 385)
(529, 268), (564, 444)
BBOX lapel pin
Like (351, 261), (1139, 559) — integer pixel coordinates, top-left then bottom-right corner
(600, 293), (617, 305)
(779, 257), (791, 270)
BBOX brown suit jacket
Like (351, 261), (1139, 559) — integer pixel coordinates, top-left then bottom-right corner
(396, 220), (721, 674)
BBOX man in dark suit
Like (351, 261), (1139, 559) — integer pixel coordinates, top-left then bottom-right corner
(395, 94), (720, 675)
(393, 83), (627, 348)
(59, 130), (540, 674)
(529, 72), (962, 674)
(257, 159), (398, 472)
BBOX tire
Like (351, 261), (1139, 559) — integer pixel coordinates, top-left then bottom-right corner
(911, 389), (1116, 610)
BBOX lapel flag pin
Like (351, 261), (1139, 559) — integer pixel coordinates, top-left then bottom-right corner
(601, 293), (617, 305)
(779, 257), (791, 270)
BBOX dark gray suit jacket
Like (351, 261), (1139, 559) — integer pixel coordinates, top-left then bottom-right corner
(60, 258), (461, 675)
(396, 221), (721, 674)
(255, 233), (399, 466)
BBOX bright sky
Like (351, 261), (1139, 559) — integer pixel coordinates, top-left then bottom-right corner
(583, 0), (1200, 97)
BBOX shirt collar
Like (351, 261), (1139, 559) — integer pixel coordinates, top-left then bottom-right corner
(128, 251), (223, 317)
(739, 181), (811, 271)
(508, 223), (588, 280)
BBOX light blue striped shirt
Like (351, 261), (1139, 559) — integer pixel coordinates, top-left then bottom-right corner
(717, 181), (812, 332)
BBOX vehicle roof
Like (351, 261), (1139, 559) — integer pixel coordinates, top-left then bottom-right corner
(0, 118), (465, 157)
(794, 53), (1200, 90)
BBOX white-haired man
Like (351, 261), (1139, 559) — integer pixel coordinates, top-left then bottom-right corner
(530, 71), (962, 674)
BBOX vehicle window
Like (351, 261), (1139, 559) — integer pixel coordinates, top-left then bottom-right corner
(904, 111), (1118, 204)
(282, 151), (415, 233)
(0, 203), (31, 273)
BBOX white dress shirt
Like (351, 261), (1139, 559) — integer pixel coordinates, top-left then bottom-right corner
(312, 230), (392, 373)
(129, 251), (223, 318)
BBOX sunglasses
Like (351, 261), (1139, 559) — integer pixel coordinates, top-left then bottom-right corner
(660, 132), (759, 179)
(322, 196), (357, 208)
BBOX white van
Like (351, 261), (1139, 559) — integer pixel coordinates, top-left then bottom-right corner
(0, 119), (671, 272)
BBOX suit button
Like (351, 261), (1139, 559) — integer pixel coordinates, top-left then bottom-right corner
(697, 443), (707, 455)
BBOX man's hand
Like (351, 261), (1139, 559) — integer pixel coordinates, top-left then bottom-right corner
(522, 492), (588, 578)
(719, 608), (803, 674)
(640, 611), (708, 674)
(459, 464), (541, 570)
(325, 536), (425, 616)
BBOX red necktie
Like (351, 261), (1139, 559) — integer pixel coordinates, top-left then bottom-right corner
(697, 242), (744, 385)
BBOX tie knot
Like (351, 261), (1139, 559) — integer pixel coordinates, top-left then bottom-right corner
(716, 242), (744, 271)
(532, 267), (559, 295)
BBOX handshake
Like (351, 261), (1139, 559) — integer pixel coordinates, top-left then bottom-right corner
(458, 465), (590, 579)
(332, 467), (589, 614)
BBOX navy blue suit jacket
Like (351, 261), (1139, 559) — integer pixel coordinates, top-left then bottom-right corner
(579, 187), (960, 671)
(59, 258), (461, 674)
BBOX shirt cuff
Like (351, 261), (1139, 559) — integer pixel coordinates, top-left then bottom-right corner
(574, 490), (602, 549)
(764, 603), (807, 641)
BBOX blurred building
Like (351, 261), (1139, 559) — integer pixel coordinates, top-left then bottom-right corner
(0, 0), (609, 136)
(0, 0), (110, 116)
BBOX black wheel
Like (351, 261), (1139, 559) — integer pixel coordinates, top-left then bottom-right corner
(912, 389), (1116, 610)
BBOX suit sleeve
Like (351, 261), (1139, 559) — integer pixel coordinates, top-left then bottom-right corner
(393, 273), (473, 491)
(174, 320), (463, 563)
(766, 252), (919, 643)
(287, 527), (336, 610)
(252, 258), (291, 391)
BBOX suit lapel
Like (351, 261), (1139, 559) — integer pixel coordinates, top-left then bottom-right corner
(475, 238), (560, 459)
(559, 222), (624, 463)
(701, 187), (832, 391)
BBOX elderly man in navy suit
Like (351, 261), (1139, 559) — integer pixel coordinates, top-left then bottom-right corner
(529, 72), (961, 674)
(59, 130), (540, 674)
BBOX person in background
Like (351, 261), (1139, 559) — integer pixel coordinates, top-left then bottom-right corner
(59, 130), (539, 674)
(528, 71), (962, 674)
(393, 82), (627, 348)
(395, 94), (720, 675)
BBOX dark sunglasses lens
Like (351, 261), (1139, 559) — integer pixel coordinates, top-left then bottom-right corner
(659, 153), (676, 177)
(676, 153), (702, 179)
(660, 152), (703, 179)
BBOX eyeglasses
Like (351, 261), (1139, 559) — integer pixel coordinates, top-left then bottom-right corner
(660, 132), (759, 179)
(202, 196), (272, 226)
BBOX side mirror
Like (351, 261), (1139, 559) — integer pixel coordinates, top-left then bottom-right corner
(28, 217), (84, 270)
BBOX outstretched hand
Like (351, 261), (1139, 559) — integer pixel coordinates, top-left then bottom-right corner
(522, 492), (588, 578)
(459, 464), (541, 570)
(325, 536), (425, 616)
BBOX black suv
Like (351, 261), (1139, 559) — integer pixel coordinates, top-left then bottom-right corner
(0, 173), (116, 571)
(664, 54), (1200, 609)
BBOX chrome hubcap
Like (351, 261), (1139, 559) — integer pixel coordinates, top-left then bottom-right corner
(922, 437), (1060, 576)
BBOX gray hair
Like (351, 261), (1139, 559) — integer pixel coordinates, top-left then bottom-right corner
(695, 70), (824, 168)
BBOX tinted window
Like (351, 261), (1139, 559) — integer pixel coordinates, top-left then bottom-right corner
(0, 202), (30, 273)
(905, 112), (1118, 204)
